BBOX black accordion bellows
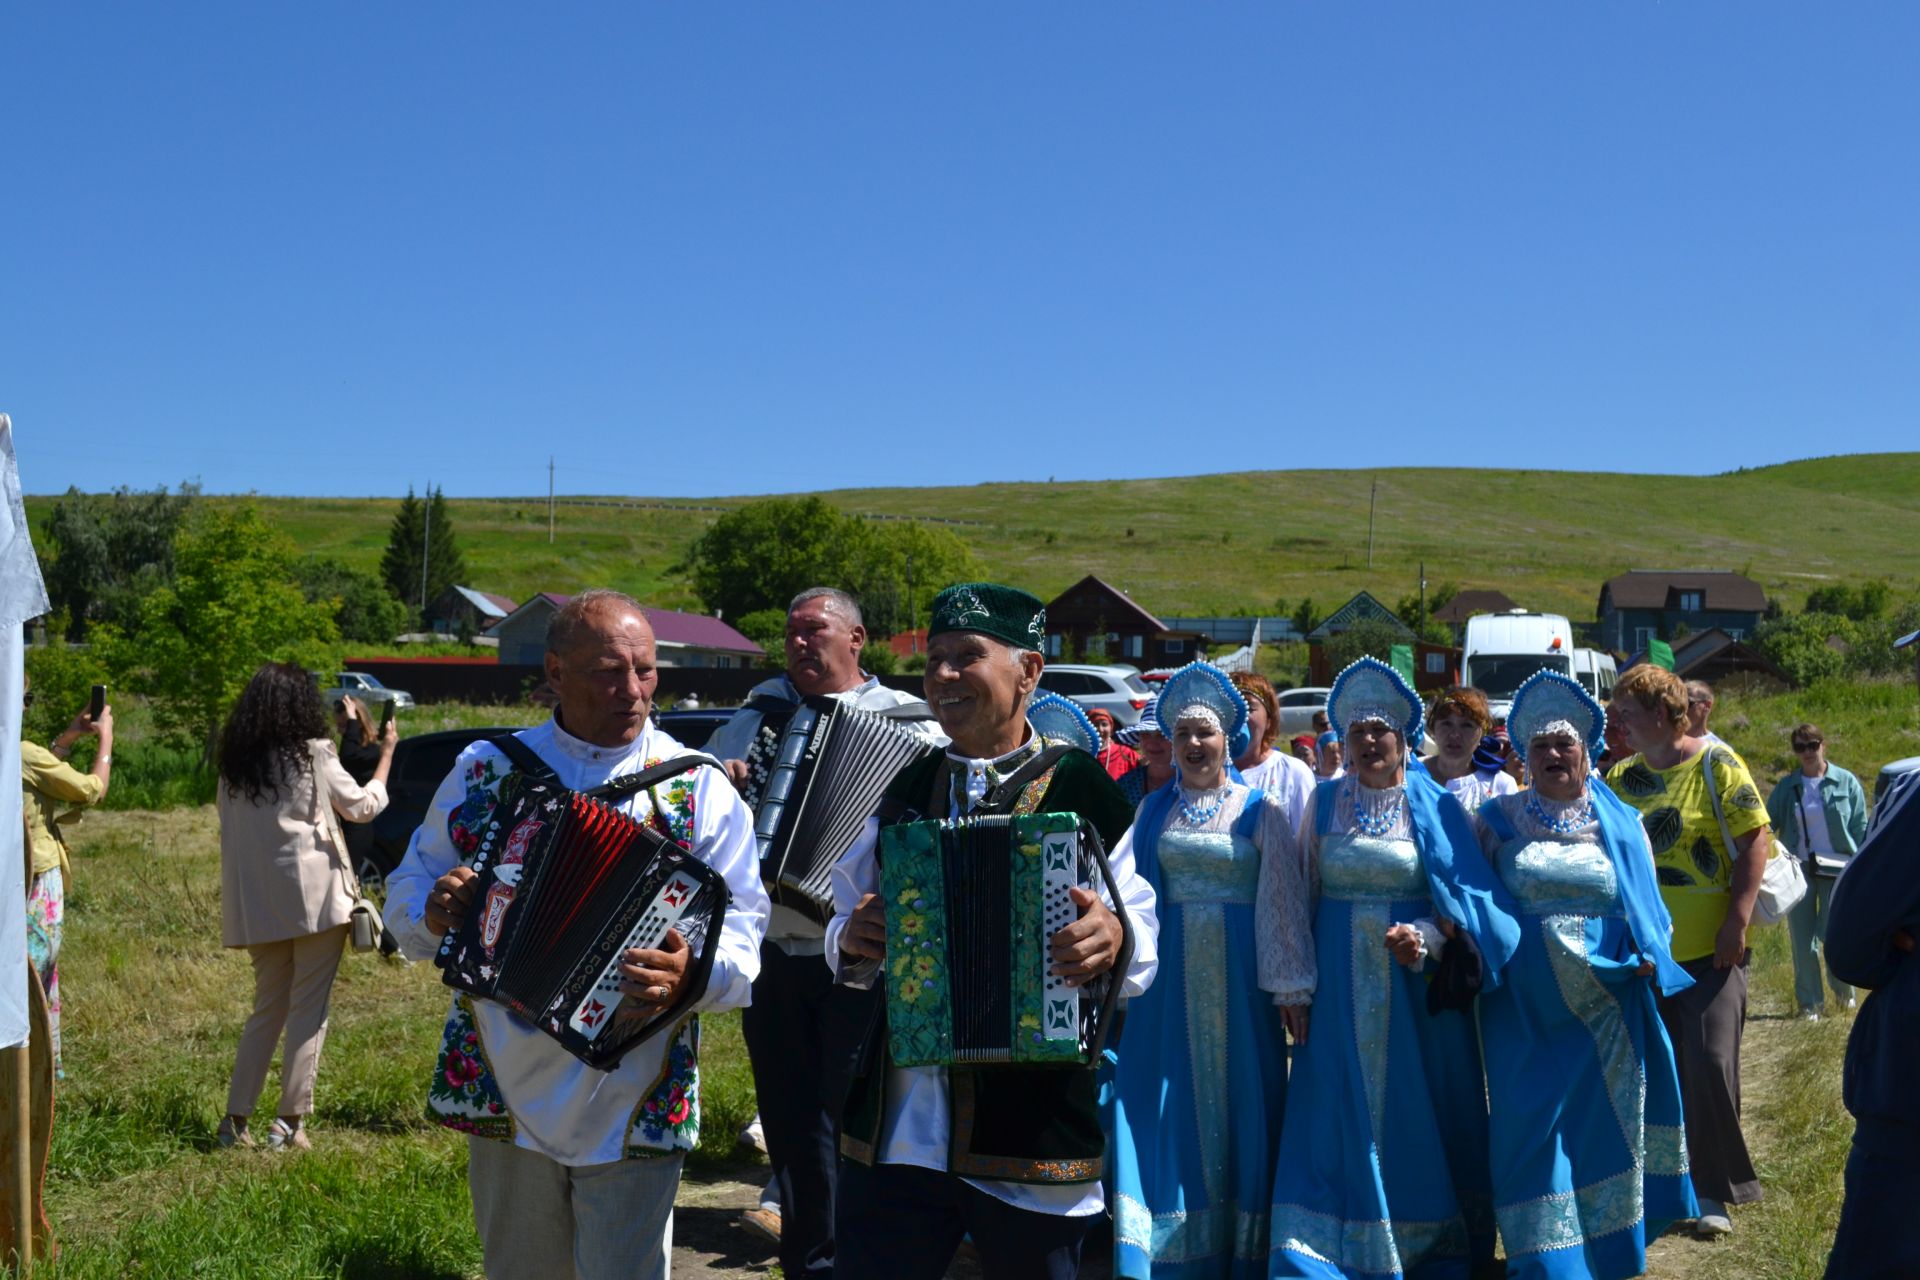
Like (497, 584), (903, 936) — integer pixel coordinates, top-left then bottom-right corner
(437, 751), (730, 1071)
(748, 695), (938, 922)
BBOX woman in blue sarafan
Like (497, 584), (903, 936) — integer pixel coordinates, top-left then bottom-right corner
(1108, 662), (1299, 1278)
(1468, 671), (1697, 1278)
(1258, 657), (1518, 1280)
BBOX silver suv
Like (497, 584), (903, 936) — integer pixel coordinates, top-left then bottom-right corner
(1036, 664), (1151, 727)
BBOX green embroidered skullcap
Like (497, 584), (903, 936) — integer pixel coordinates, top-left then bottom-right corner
(927, 582), (1047, 651)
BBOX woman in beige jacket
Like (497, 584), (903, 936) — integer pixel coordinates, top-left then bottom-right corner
(216, 662), (395, 1151)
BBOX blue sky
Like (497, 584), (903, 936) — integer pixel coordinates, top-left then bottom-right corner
(4, 4), (1915, 499)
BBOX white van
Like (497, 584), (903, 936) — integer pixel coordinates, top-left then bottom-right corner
(1571, 648), (1619, 701)
(1461, 610), (1576, 723)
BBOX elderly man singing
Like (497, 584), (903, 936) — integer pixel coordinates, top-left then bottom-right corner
(708, 587), (942, 1277)
(825, 582), (1159, 1280)
(387, 590), (769, 1280)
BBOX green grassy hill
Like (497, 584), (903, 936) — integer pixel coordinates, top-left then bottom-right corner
(25, 452), (1920, 623)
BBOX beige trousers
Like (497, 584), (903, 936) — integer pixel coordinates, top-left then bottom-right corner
(468, 1136), (682, 1280)
(226, 925), (348, 1118)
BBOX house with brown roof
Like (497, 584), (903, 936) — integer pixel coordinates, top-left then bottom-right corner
(1043, 575), (1206, 667)
(490, 593), (766, 669)
(425, 585), (519, 639)
(1598, 570), (1767, 654)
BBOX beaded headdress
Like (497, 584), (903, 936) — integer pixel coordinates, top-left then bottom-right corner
(1327, 656), (1424, 747)
(1027, 691), (1100, 756)
(1154, 661), (1248, 744)
(1506, 669), (1604, 758)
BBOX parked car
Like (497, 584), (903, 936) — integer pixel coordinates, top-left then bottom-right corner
(324, 671), (415, 710)
(1277, 686), (1331, 738)
(655, 707), (730, 750)
(1036, 664), (1152, 727)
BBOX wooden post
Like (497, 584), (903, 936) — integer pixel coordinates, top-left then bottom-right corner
(9, 1037), (25, 1275)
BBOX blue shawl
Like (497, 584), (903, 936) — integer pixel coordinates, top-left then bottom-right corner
(1588, 772), (1694, 996)
(1402, 757), (1522, 989)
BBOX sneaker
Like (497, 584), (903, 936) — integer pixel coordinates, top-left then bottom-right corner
(1843, 997), (1858, 1012)
(738, 1115), (768, 1154)
(741, 1205), (781, 1244)
(266, 1118), (311, 1152)
(217, 1116), (254, 1149)
(1695, 1198), (1732, 1238)
(1799, 1007), (1822, 1022)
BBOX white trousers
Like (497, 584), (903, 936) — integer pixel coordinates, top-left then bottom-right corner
(467, 1135), (682, 1280)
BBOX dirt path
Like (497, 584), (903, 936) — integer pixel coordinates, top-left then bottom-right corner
(674, 1014), (1803, 1279)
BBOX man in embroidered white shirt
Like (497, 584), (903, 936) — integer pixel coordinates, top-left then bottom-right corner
(387, 590), (769, 1280)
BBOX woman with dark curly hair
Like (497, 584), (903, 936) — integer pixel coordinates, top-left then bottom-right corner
(216, 662), (395, 1151)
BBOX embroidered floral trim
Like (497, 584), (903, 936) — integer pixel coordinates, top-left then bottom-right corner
(426, 996), (514, 1140)
(450, 754), (509, 855)
(627, 1016), (702, 1155)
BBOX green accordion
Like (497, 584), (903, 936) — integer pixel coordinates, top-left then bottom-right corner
(879, 811), (1132, 1069)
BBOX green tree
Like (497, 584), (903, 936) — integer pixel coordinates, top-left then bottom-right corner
(294, 557), (411, 646)
(1323, 618), (1411, 673)
(733, 608), (787, 664)
(38, 484), (198, 639)
(22, 613), (110, 745)
(681, 500), (979, 639)
(683, 497), (862, 622)
(1805, 581), (1891, 621)
(1753, 613), (1852, 687)
(1291, 598), (1322, 637)
(380, 486), (467, 621)
(100, 505), (341, 760)
(845, 521), (981, 639)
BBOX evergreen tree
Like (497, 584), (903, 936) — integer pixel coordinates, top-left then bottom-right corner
(379, 486), (468, 621)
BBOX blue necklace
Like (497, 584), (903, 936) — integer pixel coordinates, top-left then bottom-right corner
(1352, 783), (1405, 837)
(1525, 790), (1593, 835)
(1177, 784), (1229, 826)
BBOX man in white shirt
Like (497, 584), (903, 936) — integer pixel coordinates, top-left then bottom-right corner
(708, 587), (942, 1277)
(826, 581), (1159, 1280)
(387, 590), (769, 1280)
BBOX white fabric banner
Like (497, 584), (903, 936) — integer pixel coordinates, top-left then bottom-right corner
(0, 415), (52, 1049)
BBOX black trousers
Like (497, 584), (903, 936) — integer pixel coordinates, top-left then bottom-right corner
(1827, 1116), (1920, 1280)
(832, 1159), (1092, 1280)
(740, 940), (871, 1277)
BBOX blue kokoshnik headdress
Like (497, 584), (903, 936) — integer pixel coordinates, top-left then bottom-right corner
(1114, 693), (1158, 748)
(1327, 656), (1424, 748)
(1027, 691), (1100, 756)
(1506, 669), (1604, 757)
(1154, 661), (1251, 758)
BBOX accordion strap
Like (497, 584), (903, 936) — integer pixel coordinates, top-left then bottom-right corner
(486, 732), (724, 801)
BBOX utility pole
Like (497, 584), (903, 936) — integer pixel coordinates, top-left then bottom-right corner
(1366, 478), (1377, 570)
(420, 481), (432, 620)
(907, 551), (917, 653)
(548, 456), (556, 544)
(1419, 560), (1427, 633)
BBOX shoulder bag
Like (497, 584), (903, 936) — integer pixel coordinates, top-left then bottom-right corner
(1704, 748), (1804, 925)
(311, 742), (391, 955)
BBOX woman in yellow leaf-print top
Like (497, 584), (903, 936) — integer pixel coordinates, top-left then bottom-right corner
(1603, 665), (1770, 1239)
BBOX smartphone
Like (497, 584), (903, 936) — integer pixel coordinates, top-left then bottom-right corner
(379, 699), (396, 730)
(89, 684), (107, 720)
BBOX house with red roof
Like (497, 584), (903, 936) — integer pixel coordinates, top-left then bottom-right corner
(490, 593), (766, 669)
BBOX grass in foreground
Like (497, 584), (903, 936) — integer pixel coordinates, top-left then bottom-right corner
(38, 807), (761, 1279)
(32, 793), (1864, 1277)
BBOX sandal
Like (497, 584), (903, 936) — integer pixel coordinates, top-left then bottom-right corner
(217, 1115), (255, 1149)
(266, 1117), (311, 1152)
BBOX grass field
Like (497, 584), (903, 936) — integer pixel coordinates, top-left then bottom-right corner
(24, 453), (1920, 621)
(29, 679), (1896, 1277)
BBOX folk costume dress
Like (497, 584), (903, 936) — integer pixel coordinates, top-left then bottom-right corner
(1469, 671), (1697, 1279)
(1258, 659), (1518, 1280)
(1110, 664), (1300, 1279)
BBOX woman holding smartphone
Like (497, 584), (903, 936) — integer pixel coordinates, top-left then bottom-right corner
(216, 663), (395, 1150)
(20, 681), (115, 1078)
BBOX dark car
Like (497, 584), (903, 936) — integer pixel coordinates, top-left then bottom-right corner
(362, 708), (740, 882)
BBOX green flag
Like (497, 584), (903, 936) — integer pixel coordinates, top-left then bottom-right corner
(1390, 643), (1416, 686)
(1648, 639), (1675, 671)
